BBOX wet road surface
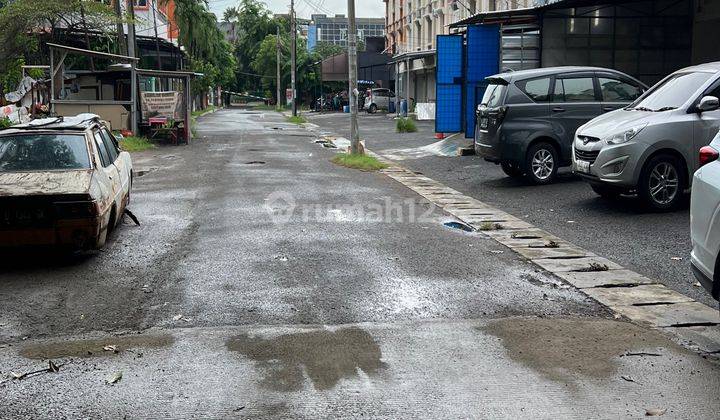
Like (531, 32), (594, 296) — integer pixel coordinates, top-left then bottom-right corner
(307, 111), (716, 309)
(0, 109), (718, 418)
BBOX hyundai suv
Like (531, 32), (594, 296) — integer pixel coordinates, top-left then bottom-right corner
(573, 62), (720, 210)
(474, 67), (646, 184)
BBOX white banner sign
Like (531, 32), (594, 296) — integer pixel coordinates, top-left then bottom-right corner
(140, 91), (182, 120)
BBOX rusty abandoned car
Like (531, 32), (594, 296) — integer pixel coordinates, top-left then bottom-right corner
(0, 114), (132, 250)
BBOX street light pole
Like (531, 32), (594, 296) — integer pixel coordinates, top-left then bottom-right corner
(290, 0), (297, 117)
(347, 0), (361, 154)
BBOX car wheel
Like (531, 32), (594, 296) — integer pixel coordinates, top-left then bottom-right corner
(638, 154), (685, 211)
(501, 161), (523, 178)
(369, 104), (378, 114)
(591, 184), (622, 199)
(525, 142), (558, 185)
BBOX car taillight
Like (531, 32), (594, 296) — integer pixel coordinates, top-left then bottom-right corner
(699, 146), (719, 168)
(53, 201), (98, 219)
(497, 106), (508, 124)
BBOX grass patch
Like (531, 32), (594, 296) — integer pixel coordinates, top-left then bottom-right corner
(192, 106), (216, 119)
(288, 115), (307, 124)
(331, 153), (388, 171)
(396, 117), (418, 133)
(478, 222), (504, 231)
(120, 136), (155, 152)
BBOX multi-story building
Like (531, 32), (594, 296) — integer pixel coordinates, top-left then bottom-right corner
(127, 0), (178, 42)
(384, 0), (532, 115)
(308, 14), (386, 50)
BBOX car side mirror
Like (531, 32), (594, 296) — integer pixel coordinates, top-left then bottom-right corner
(697, 96), (720, 113)
(476, 104), (483, 113)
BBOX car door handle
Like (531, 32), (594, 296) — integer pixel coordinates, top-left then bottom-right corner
(552, 107), (566, 113)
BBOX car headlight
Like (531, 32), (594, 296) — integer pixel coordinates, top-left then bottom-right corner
(604, 124), (647, 145)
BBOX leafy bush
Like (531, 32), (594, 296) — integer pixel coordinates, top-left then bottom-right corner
(0, 117), (13, 129)
(396, 117), (417, 133)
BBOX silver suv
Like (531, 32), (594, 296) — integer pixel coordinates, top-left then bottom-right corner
(573, 62), (720, 210)
(474, 67), (646, 184)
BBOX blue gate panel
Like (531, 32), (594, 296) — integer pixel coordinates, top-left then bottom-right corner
(436, 35), (464, 134)
(464, 24), (500, 138)
(436, 85), (463, 133)
(436, 36), (463, 85)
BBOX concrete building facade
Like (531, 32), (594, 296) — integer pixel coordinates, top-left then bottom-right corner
(384, 0), (532, 115)
(310, 14), (386, 48)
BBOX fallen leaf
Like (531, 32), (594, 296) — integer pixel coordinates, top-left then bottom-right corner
(646, 408), (666, 416)
(48, 360), (60, 373)
(103, 345), (118, 353)
(106, 371), (123, 385)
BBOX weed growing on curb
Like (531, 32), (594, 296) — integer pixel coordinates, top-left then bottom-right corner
(331, 153), (388, 171)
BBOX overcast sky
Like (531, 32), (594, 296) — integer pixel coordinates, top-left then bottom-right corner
(209, 0), (385, 20)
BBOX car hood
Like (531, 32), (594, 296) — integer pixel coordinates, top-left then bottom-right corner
(0, 170), (93, 197)
(578, 109), (670, 138)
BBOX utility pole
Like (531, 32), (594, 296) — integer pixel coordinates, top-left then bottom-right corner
(126, 0), (137, 58)
(152, 0), (163, 71)
(347, 0), (361, 154)
(276, 26), (282, 111)
(290, 0), (297, 116)
(114, 0), (127, 55)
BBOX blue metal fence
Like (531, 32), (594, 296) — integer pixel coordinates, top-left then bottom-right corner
(435, 35), (464, 134)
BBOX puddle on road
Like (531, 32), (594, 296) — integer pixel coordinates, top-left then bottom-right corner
(226, 327), (386, 391)
(20, 333), (175, 360)
(480, 318), (676, 384)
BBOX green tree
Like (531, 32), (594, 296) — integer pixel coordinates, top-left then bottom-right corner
(0, 0), (116, 93)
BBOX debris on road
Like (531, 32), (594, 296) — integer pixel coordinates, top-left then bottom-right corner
(105, 371), (122, 385)
(141, 285), (153, 293)
(573, 263), (610, 273)
(173, 314), (192, 322)
(623, 352), (662, 357)
(103, 345), (119, 353)
(8, 360), (62, 381)
(124, 209), (141, 226)
(670, 257), (683, 261)
(444, 221), (476, 232)
(621, 375), (636, 383)
(273, 255), (289, 262)
(645, 408), (667, 416)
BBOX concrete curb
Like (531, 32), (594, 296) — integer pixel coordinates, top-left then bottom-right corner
(377, 161), (720, 356)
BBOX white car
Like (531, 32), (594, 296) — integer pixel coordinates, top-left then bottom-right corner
(0, 114), (132, 250)
(363, 88), (395, 114)
(690, 133), (720, 301)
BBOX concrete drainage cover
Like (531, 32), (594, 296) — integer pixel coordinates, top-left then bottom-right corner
(554, 270), (656, 289)
(583, 284), (695, 307)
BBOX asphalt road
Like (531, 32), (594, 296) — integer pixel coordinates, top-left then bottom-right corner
(0, 109), (718, 418)
(307, 111), (716, 308)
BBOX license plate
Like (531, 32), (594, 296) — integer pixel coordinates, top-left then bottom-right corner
(479, 118), (488, 129)
(576, 160), (591, 174)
